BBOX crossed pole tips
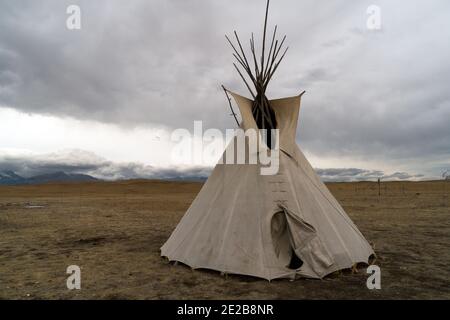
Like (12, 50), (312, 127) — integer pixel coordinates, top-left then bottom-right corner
(222, 0), (291, 132)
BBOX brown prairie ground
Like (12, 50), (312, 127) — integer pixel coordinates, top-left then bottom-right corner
(0, 180), (449, 300)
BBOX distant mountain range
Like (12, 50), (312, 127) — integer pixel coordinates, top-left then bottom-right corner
(0, 170), (98, 185)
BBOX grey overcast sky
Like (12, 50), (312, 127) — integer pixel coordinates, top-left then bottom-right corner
(1, 0), (449, 181)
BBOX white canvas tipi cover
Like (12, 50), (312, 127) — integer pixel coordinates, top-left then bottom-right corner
(161, 91), (374, 280)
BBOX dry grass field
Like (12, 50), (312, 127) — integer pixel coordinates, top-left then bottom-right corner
(0, 179), (449, 299)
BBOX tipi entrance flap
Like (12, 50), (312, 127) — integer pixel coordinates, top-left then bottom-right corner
(276, 204), (334, 275)
(270, 211), (292, 266)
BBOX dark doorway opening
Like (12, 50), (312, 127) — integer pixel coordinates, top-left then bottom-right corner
(288, 249), (303, 270)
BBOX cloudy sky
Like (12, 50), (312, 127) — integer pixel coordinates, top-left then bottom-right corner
(1, 0), (449, 181)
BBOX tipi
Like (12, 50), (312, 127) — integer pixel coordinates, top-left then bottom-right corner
(161, 0), (374, 280)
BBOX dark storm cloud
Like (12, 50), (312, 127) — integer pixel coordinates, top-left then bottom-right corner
(316, 168), (383, 179)
(0, 0), (232, 128)
(0, 149), (211, 180)
(383, 172), (424, 181)
(316, 168), (424, 182)
(0, 149), (423, 182)
(1, 0), (450, 177)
